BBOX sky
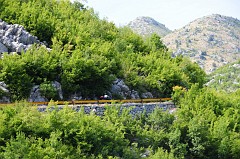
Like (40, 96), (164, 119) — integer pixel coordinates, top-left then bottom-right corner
(82, 0), (240, 30)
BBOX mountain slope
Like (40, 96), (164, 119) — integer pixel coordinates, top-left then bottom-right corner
(162, 14), (240, 73)
(206, 60), (240, 92)
(128, 16), (171, 37)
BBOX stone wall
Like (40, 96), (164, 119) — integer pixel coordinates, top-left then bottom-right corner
(37, 102), (176, 116)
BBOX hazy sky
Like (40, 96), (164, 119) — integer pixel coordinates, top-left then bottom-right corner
(83, 0), (240, 30)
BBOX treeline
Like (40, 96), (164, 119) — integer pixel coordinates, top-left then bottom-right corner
(0, 85), (239, 158)
(0, 0), (205, 101)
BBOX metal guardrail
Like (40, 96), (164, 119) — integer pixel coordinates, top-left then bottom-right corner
(0, 98), (171, 107)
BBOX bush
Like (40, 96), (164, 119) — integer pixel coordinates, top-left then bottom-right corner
(39, 81), (58, 100)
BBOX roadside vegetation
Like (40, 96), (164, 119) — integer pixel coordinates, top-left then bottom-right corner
(0, 86), (239, 158)
(0, 1), (239, 158)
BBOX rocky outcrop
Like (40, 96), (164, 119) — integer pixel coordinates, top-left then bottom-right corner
(0, 19), (40, 53)
(128, 17), (172, 37)
(111, 79), (139, 99)
(0, 81), (10, 103)
(110, 79), (153, 99)
(141, 92), (153, 99)
(28, 85), (48, 102)
(0, 42), (8, 53)
(28, 81), (63, 102)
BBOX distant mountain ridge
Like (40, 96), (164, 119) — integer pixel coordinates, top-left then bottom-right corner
(128, 16), (172, 37)
(162, 14), (240, 73)
(128, 14), (240, 74)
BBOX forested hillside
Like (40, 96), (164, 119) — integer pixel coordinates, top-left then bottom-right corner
(206, 60), (240, 92)
(0, 0), (205, 101)
(0, 1), (239, 159)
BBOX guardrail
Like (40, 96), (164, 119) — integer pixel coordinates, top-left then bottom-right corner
(0, 98), (171, 106)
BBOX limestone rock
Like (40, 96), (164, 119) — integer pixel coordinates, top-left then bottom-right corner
(0, 81), (10, 103)
(0, 81), (9, 93)
(141, 92), (153, 99)
(130, 90), (140, 99)
(110, 79), (141, 99)
(0, 42), (8, 52)
(28, 85), (48, 102)
(69, 93), (83, 100)
(0, 19), (40, 53)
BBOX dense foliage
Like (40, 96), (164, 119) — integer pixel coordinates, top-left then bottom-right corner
(0, 1), (239, 158)
(207, 60), (240, 92)
(0, 86), (239, 158)
(0, 0), (205, 101)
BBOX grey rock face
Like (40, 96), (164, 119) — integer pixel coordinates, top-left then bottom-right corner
(28, 85), (48, 102)
(110, 79), (155, 99)
(110, 79), (141, 99)
(141, 92), (153, 99)
(0, 81), (10, 103)
(131, 90), (140, 99)
(0, 42), (8, 52)
(0, 81), (9, 93)
(69, 93), (83, 100)
(0, 20), (40, 53)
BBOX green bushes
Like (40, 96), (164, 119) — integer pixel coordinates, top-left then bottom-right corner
(0, 102), (173, 158)
(171, 85), (240, 158)
(0, 88), (239, 158)
(0, 0), (206, 101)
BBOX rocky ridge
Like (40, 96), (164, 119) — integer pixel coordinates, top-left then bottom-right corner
(0, 19), (41, 55)
(128, 16), (172, 37)
(162, 14), (240, 73)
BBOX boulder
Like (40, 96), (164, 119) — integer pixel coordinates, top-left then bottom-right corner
(111, 79), (141, 99)
(0, 81), (9, 93)
(0, 81), (10, 103)
(28, 85), (48, 102)
(111, 79), (129, 99)
(130, 90), (140, 99)
(69, 93), (83, 100)
(0, 19), (41, 53)
(0, 42), (8, 53)
(141, 92), (153, 99)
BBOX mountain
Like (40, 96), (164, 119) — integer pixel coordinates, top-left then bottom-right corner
(128, 16), (172, 37)
(162, 14), (240, 73)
